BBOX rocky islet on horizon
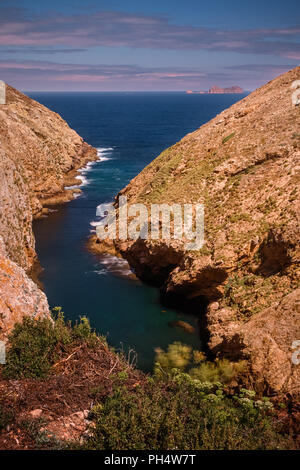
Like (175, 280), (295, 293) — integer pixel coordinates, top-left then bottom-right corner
(186, 85), (244, 94)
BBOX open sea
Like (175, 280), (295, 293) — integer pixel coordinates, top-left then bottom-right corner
(30, 91), (246, 371)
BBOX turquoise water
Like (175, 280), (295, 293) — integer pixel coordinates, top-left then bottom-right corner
(31, 92), (245, 371)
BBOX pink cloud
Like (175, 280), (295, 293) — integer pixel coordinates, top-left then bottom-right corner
(0, 58), (296, 91)
(0, 10), (299, 59)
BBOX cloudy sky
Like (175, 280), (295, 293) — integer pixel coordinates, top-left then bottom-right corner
(0, 0), (299, 91)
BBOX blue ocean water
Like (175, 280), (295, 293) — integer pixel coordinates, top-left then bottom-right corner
(31, 92), (245, 371)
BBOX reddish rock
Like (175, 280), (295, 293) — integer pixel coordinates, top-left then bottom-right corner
(0, 236), (49, 341)
(0, 85), (97, 337)
(29, 409), (43, 419)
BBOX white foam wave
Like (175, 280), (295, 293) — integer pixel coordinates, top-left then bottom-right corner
(88, 255), (134, 278)
(72, 191), (83, 199)
(98, 147), (114, 152)
(68, 174), (89, 189)
(90, 220), (103, 227)
(93, 269), (108, 276)
(97, 147), (114, 161)
(67, 146), (114, 192)
(78, 174), (89, 186)
(98, 255), (133, 277)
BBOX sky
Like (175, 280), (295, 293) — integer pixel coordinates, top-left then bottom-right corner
(0, 0), (299, 91)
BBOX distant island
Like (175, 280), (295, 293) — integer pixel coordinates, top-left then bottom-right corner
(186, 85), (244, 94)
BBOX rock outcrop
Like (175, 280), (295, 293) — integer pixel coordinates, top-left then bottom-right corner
(92, 66), (300, 401)
(0, 236), (49, 340)
(0, 84), (97, 339)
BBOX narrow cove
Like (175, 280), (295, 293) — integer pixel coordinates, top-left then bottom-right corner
(31, 91), (244, 370)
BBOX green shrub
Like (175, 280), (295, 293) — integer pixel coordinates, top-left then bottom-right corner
(222, 132), (235, 144)
(2, 309), (96, 379)
(154, 342), (246, 384)
(154, 342), (192, 372)
(117, 371), (128, 381)
(72, 316), (98, 346)
(86, 375), (291, 450)
(190, 358), (246, 384)
(2, 316), (59, 379)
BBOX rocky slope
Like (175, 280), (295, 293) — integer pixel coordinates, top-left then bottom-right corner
(0, 85), (97, 339)
(91, 66), (300, 401)
(0, 236), (49, 340)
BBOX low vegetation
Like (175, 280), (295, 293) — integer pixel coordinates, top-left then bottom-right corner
(0, 314), (296, 450)
(2, 308), (99, 379)
(87, 376), (291, 450)
(154, 341), (247, 383)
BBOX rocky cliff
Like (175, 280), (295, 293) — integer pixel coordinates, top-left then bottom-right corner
(92, 66), (300, 401)
(0, 236), (49, 338)
(0, 85), (97, 339)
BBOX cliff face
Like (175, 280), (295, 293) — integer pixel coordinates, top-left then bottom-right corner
(92, 66), (300, 400)
(0, 85), (97, 270)
(0, 236), (49, 340)
(0, 85), (97, 339)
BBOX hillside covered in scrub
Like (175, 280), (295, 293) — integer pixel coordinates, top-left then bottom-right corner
(91, 66), (300, 402)
(0, 314), (298, 450)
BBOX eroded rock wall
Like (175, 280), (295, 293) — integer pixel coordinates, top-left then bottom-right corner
(0, 85), (97, 339)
